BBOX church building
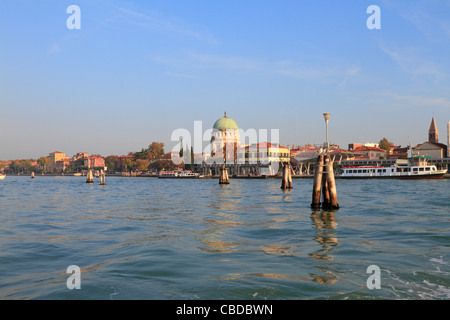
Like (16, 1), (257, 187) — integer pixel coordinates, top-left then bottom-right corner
(413, 117), (448, 158)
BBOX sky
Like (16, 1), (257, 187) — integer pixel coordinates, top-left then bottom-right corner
(1, 0), (449, 160)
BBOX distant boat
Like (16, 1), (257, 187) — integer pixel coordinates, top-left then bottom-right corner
(0, 174), (6, 180)
(158, 171), (203, 179)
(340, 156), (447, 179)
(73, 173), (82, 176)
(158, 171), (179, 178)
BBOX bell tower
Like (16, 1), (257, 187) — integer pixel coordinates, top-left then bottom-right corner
(428, 117), (439, 143)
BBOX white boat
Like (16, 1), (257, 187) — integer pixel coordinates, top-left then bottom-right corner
(179, 172), (202, 178)
(0, 174), (6, 180)
(339, 156), (447, 179)
(158, 171), (179, 178)
(158, 171), (203, 178)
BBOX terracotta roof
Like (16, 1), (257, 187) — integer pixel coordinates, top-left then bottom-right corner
(418, 141), (447, 149)
(244, 142), (289, 149)
(352, 146), (386, 152)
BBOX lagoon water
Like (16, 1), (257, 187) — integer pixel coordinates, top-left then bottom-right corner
(0, 176), (449, 300)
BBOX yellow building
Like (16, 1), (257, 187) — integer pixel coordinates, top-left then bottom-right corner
(237, 142), (290, 164)
(49, 151), (69, 168)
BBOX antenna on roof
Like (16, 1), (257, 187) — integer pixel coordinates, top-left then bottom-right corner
(407, 137), (412, 158)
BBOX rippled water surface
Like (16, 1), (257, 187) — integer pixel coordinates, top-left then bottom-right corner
(0, 176), (449, 299)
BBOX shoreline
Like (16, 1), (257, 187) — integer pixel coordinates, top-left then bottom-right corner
(4, 173), (449, 179)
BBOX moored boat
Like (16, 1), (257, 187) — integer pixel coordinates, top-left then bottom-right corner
(158, 171), (179, 178)
(339, 155), (447, 179)
(158, 171), (203, 179)
(0, 174), (6, 180)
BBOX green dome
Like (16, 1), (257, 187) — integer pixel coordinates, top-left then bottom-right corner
(213, 113), (238, 131)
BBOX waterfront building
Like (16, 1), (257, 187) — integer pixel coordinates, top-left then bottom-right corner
(290, 144), (321, 160)
(351, 146), (387, 160)
(49, 151), (71, 171)
(118, 153), (134, 170)
(49, 151), (68, 168)
(84, 156), (105, 169)
(72, 152), (89, 161)
(234, 142), (290, 175)
(198, 113), (292, 176)
(348, 142), (379, 150)
(210, 112), (241, 164)
(390, 146), (408, 159)
(56, 158), (71, 172)
(412, 117), (448, 159)
(413, 142), (447, 159)
(237, 142), (290, 164)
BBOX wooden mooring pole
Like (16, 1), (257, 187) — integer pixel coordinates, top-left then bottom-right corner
(321, 173), (330, 208)
(281, 162), (293, 189)
(219, 163), (229, 184)
(100, 169), (105, 185)
(325, 155), (339, 209)
(86, 169), (93, 183)
(311, 155), (324, 209)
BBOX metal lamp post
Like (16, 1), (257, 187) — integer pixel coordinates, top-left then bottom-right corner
(323, 112), (330, 153)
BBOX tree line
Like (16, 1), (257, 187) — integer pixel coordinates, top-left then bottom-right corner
(1, 142), (183, 174)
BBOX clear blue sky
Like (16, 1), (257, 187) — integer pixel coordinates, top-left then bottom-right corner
(1, 0), (449, 160)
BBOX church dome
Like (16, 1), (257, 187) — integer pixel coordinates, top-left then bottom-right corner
(213, 112), (239, 131)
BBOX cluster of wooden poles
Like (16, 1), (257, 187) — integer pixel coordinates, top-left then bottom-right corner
(219, 163), (230, 184)
(280, 154), (338, 210)
(86, 168), (106, 185)
(311, 154), (339, 210)
(218, 154), (339, 210)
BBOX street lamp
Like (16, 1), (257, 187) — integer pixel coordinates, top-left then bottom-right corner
(323, 112), (330, 152)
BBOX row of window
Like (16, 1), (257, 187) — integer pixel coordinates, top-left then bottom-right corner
(344, 167), (433, 174)
(344, 169), (389, 174)
(237, 152), (290, 158)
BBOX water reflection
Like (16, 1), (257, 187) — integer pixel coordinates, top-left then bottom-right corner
(309, 210), (339, 284)
(196, 182), (243, 253)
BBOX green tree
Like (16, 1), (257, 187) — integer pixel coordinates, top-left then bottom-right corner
(105, 155), (119, 172)
(22, 160), (33, 172)
(147, 142), (165, 160)
(149, 159), (180, 171)
(133, 148), (149, 160)
(379, 138), (392, 159)
(135, 159), (150, 171)
(37, 156), (51, 172)
(123, 158), (135, 172)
